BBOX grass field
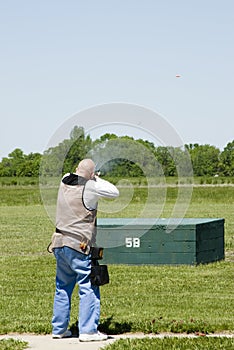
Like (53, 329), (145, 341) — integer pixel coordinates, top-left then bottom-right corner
(104, 337), (234, 350)
(0, 339), (28, 350)
(0, 184), (233, 349)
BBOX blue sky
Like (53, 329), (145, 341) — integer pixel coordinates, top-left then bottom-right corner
(0, 0), (233, 160)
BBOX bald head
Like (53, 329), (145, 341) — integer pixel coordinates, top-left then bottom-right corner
(75, 159), (95, 179)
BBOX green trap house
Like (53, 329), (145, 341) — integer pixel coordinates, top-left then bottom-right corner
(96, 218), (225, 265)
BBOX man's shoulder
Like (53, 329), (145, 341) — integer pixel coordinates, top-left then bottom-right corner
(62, 173), (88, 186)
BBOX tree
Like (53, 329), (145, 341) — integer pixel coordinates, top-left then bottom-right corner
(220, 140), (234, 176)
(185, 144), (220, 176)
(19, 153), (42, 176)
(40, 126), (93, 176)
(1, 134), (234, 179)
(0, 156), (14, 176)
(63, 126), (92, 173)
(154, 147), (176, 176)
(0, 148), (24, 176)
(91, 136), (160, 177)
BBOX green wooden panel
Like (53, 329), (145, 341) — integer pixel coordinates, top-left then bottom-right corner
(196, 250), (224, 264)
(196, 236), (224, 252)
(102, 250), (196, 265)
(196, 220), (225, 240)
(97, 218), (225, 265)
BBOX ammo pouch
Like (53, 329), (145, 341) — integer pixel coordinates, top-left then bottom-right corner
(90, 247), (109, 286)
(90, 246), (104, 260)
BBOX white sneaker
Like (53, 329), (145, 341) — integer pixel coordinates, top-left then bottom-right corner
(52, 330), (72, 339)
(79, 331), (108, 342)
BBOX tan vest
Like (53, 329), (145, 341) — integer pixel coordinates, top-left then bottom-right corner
(51, 180), (97, 254)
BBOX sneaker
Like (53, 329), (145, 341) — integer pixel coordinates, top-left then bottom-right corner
(79, 331), (108, 342)
(52, 330), (72, 339)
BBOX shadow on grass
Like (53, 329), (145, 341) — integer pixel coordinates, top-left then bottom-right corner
(70, 316), (215, 337)
(99, 316), (133, 335)
(70, 316), (133, 336)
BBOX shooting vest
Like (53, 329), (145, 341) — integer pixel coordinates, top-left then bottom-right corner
(51, 174), (97, 254)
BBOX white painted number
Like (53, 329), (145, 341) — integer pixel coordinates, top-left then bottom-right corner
(125, 237), (140, 248)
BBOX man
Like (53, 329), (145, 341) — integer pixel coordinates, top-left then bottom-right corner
(50, 158), (119, 342)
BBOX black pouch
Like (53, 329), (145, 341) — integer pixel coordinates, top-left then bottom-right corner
(90, 246), (104, 260)
(90, 260), (109, 286)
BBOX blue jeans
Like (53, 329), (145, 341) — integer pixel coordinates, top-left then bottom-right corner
(52, 246), (100, 335)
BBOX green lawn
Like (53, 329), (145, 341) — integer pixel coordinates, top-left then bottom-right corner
(0, 185), (233, 337)
(0, 339), (28, 350)
(104, 337), (234, 350)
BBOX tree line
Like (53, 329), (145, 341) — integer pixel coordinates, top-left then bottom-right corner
(0, 126), (233, 177)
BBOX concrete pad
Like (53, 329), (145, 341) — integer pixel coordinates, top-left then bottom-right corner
(1, 332), (234, 350)
(0, 334), (117, 350)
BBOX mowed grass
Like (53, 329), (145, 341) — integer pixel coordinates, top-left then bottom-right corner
(0, 339), (28, 350)
(0, 185), (233, 338)
(104, 337), (234, 350)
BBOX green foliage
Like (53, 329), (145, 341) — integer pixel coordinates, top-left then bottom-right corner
(155, 146), (177, 176)
(0, 339), (28, 350)
(0, 149), (41, 177)
(90, 136), (161, 177)
(40, 126), (93, 177)
(1, 125), (234, 178)
(185, 144), (220, 176)
(219, 140), (234, 176)
(62, 126), (93, 173)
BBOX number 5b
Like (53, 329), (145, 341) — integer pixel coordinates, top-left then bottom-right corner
(125, 237), (140, 248)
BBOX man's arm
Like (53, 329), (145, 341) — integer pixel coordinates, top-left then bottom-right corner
(94, 176), (119, 198)
(83, 177), (119, 210)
